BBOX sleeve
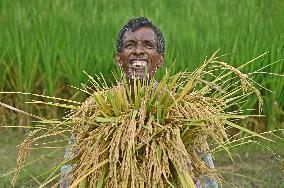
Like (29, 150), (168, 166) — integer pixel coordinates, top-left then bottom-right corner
(195, 153), (219, 188)
(60, 96), (97, 187)
(60, 135), (76, 188)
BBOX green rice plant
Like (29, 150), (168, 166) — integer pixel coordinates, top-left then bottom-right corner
(0, 45), (8, 92)
(0, 0), (283, 128)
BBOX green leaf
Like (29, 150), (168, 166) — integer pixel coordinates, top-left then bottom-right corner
(95, 117), (116, 123)
(93, 91), (113, 116)
(96, 166), (107, 188)
(224, 120), (273, 142)
(79, 177), (87, 188)
(172, 161), (195, 188)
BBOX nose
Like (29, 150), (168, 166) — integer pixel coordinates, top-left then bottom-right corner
(133, 44), (145, 57)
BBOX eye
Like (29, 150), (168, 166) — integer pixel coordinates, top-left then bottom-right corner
(124, 42), (134, 49)
(144, 41), (154, 49)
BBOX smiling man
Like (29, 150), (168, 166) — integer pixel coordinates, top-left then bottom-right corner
(115, 17), (164, 83)
(61, 17), (218, 188)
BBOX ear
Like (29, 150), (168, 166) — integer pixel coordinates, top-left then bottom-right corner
(115, 53), (122, 67)
(157, 54), (164, 68)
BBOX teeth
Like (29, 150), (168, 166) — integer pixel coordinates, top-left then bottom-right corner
(132, 60), (147, 67)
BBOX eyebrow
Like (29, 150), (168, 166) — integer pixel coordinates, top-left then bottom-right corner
(123, 39), (136, 43)
(143, 40), (154, 44)
(124, 39), (155, 44)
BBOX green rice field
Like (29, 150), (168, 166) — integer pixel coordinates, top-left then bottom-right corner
(0, 0), (283, 128)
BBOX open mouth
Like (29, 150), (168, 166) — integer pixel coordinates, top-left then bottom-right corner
(128, 60), (149, 78)
(131, 60), (147, 69)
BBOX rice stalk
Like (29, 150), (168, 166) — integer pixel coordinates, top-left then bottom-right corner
(2, 53), (276, 187)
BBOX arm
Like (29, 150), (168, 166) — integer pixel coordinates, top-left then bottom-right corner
(60, 135), (76, 188)
(196, 153), (219, 188)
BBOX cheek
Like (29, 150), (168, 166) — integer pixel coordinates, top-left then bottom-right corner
(149, 54), (160, 66)
(121, 52), (131, 64)
(120, 54), (131, 70)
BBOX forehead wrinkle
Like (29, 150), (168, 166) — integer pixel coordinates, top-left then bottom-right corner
(123, 28), (157, 44)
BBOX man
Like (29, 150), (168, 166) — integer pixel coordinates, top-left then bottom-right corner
(61, 17), (218, 188)
(115, 17), (164, 82)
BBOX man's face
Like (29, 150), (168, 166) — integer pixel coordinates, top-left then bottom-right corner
(116, 27), (164, 80)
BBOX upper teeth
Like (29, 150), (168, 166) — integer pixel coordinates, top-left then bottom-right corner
(132, 61), (147, 67)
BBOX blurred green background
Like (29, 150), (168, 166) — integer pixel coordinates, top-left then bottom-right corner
(0, 0), (283, 187)
(0, 0), (283, 128)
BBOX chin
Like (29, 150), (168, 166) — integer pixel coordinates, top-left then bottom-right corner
(127, 71), (149, 80)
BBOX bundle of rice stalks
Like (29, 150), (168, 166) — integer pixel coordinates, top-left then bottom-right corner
(6, 52), (271, 187)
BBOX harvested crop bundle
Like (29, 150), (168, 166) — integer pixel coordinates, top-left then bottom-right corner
(8, 53), (267, 188)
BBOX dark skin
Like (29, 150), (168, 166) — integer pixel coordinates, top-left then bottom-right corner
(116, 27), (164, 88)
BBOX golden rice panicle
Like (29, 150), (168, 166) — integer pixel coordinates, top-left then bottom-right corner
(9, 52), (267, 187)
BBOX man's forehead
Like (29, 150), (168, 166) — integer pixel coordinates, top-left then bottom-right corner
(123, 27), (157, 42)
